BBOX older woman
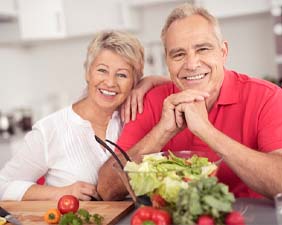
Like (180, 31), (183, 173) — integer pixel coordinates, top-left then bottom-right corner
(0, 31), (168, 201)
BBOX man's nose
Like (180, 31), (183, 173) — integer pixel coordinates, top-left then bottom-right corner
(184, 54), (200, 70)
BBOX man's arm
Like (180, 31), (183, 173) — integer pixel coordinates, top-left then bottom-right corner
(177, 100), (282, 198)
(204, 126), (282, 198)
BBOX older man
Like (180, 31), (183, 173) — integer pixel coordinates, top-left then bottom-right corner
(97, 3), (282, 200)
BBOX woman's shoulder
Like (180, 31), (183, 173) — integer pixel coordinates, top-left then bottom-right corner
(33, 106), (72, 131)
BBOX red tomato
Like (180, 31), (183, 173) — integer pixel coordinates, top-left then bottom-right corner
(57, 195), (79, 214)
(151, 194), (166, 208)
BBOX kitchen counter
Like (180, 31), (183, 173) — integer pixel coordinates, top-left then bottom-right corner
(117, 198), (278, 225)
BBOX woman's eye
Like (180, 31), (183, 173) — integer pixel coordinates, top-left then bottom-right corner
(117, 73), (127, 78)
(97, 68), (107, 73)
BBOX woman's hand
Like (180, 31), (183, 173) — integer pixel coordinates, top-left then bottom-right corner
(58, 181), (99, 201)
(121, 75), (170, 123)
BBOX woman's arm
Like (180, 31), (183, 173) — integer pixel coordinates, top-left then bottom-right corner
(0, 128), (98, 201)
(23, 181), (99, 201)
(121, 75), (170, 123)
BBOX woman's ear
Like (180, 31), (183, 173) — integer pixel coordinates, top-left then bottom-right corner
(85, 71), (90, 83)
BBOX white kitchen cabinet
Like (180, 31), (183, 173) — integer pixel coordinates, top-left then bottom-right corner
(0, 0), (17, 21)
(15, 0), (136, 41)
(17, 0), (65, 40)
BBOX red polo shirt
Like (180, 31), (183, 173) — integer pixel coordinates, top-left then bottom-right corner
(118, 70), (282, 198)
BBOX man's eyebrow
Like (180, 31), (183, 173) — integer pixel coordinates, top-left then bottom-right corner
(168, 48), (184, 57)
(194, 43), (214, 48)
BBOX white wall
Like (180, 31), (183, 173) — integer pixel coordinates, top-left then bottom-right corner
(220, 12), (277, 78)
(0, 37), (91, 121)
(0, 2), (278, 122)
(137, 3), (277, 79)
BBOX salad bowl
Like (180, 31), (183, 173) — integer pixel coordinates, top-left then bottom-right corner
(114, 150), (222, 206)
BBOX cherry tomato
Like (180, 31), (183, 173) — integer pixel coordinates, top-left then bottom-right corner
(57, 195), (79, 214)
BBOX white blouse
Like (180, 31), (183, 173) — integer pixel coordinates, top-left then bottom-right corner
(0, 106), (122, 200)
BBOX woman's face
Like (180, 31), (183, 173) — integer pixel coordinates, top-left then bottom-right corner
(86, 49), (134, 112)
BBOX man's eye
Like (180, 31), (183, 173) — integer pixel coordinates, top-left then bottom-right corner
(117, 73), (127, 78)
(172, 53), (185, 60)
(198, 47), (209, 52)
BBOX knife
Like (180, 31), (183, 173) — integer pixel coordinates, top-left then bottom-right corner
(0, 207), (22, 225)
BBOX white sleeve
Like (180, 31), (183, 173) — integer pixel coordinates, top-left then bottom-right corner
(0, 127), (48, 200)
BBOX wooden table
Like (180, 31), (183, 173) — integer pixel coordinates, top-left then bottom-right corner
(0, 200), (135, 225)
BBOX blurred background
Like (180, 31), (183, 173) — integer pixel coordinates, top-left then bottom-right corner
(0, 0), (281, 165)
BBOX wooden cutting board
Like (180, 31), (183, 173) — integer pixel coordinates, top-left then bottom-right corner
(0, 201), (135, 225)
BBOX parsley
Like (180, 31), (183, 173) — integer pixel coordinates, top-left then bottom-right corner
(59, 209), (104, 225)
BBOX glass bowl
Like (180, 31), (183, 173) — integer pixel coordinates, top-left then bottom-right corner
(113, 150), (222, 205)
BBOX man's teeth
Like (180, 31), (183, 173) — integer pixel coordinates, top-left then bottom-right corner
(186, 74), (205, 80)
(100, 89), (117, 96)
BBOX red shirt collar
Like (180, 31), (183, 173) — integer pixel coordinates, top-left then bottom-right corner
(216, 69), (240, 106)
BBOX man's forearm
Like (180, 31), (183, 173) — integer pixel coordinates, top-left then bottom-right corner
(129, 122), (179, 159)
(97, 156), (129, 200)
(202, 124), (282, 198)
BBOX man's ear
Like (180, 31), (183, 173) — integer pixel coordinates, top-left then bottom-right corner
(222, 41), (229, 64)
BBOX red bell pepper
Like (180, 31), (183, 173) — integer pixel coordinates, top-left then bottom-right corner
(131, 206), (172, 225)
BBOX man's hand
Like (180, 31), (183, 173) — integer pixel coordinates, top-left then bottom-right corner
(159, 90), (209, 134)
(121, 76), (170, 123)
(175, 100), (210, 138)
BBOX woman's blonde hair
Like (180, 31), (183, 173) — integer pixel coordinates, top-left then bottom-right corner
(161, 3), (223, 52)
(84, 30), (144, 86)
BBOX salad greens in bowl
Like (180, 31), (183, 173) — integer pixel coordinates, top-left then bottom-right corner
(123, 150), (222, 205)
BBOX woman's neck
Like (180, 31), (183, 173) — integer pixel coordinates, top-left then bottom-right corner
(72, 98), (115, 139)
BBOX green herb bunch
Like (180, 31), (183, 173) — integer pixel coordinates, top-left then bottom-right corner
(59, 208), (104, 225)
(173, 177), (235, 225)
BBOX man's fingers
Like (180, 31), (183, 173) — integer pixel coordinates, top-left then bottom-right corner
(137, 94), (144, 114)
(120, 104), (125, 122)
(175, 104), (185, 128)
(168, 90), (209, 106)
(130, 94), (137, 121)
(124, 95), (131, 123)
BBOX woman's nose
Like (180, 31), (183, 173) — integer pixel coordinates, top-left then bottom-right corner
(104, 74), (116, 86)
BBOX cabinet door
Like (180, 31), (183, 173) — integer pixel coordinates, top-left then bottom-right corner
(0, 0), (17, 21)
(17, 0), (66, 40)
(63, 0), (133, 36)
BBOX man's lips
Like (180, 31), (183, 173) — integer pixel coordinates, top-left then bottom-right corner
(182, 73), (208, 81)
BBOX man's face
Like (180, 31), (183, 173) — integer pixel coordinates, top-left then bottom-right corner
(165, 15), (228, 100)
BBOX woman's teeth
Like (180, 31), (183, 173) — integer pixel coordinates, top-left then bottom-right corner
(185, 74), (205, 80)
(99, 89), (117, 96)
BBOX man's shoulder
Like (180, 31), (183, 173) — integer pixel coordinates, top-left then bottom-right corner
(145, 81), (177, 100)
(228, 70), (281, 94)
